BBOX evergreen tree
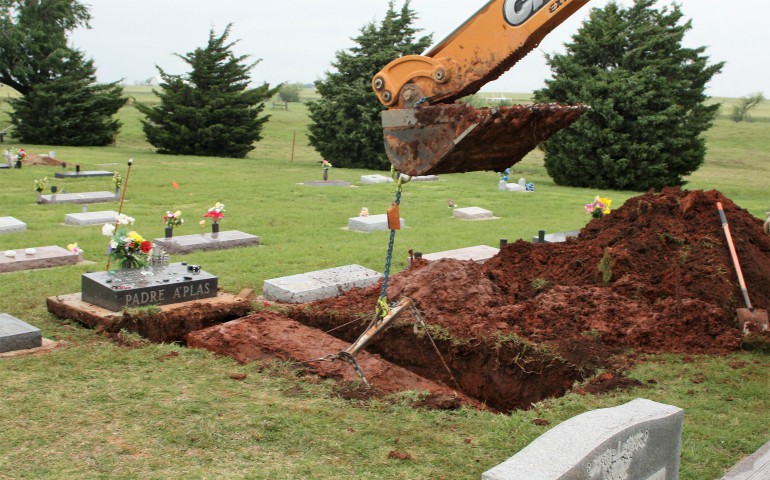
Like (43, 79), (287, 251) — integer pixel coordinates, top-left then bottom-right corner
(534, 0), (723, 191)
(0, 0), (126, 145)
(137, 25), (278, 158)
(307, 1), (432, 170)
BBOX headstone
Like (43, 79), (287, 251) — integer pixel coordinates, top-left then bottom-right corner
(421, 245), (499, 263)
(348, 213), (405, 232)
(532, 230), (581, 243)
(360, 174), (393, 184)
(81, 262), (218, 312)
(37, 191), (117, 204)
(0, 246), (81, 273)
(0, 216), (27, 234)
(0, 314), (42, 353)
(263, 264), (382, 303)
(153, 230), (260, 254)
(482, 398), (684, 480)
(412, 175), (439, 181)
(722, 439), (770, 480)
(54, 170), (113, 179)
(503, 183), (528, 192)
(64, 210), (119, 226)
(453, 207), (494, 220)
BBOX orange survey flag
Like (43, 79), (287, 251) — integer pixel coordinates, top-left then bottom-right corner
(172, 181), (180, 189)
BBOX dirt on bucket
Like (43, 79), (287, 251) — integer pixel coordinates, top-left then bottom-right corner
(191, 187), (770, 412)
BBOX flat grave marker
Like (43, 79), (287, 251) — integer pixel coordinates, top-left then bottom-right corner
(360, 174), (393, 184)
(81, 262), (218, 312)
(153, 230), (260, 254)
(0, 245), (82, 273)
(0, 216), (26, 234)
(421, 245), (499, 263)
(37, 191), (117, 205)
(54, 170), (113, 179)
(482, 398), (684, 480)
(348, 213), (405, 232)
(64, 210), (119, 226)
(453, 206), (494, 220)
(533, 230), (581, 243)
(263, 264), (382, 303)
(0, 314), (42, 353)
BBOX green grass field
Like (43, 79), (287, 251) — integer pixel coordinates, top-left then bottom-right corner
(0, 87), (767, 479)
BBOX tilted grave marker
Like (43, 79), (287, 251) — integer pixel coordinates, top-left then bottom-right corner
(482, 398), (683, 480)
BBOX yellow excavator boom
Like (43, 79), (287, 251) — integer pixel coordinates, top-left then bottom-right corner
(373, 0), (592, 176)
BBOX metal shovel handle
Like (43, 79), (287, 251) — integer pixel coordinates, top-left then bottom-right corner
(717, 202), (753, 310)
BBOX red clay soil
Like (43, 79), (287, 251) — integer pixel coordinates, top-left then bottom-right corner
(192, 188), (770, 412)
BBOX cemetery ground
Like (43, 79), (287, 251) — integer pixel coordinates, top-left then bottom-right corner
(0, 87), (768, 479)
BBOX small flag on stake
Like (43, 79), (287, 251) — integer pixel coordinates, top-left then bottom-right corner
(172, 181), (179, 189)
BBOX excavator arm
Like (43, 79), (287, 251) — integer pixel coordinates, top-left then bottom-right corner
(372, 0), (591, 176)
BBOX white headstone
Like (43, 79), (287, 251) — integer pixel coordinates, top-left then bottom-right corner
(453, 207), (493, 220)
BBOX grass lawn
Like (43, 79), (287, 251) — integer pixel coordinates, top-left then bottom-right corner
(0, 87), (767, 479)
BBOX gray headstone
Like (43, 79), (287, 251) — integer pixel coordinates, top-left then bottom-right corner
(412, 175), (439, 181)
(37, 191), (117, 204)
(0, 216), (27, 234)
(81, 262), (218, 312)
(54, 170), (114, 179)
(0, 245), (81, 273)
(64, 210), (119, 226)
(360, 174), (393, 184)
(482, 398), (684, 480)
(153, 230), (260, 254)
(721, 439), (770, 480)
(532, 230), (581, 243)
(453, 207), (494, 220)
(263, 264), (382, 303)
(348, 213), (405, 232)
(0, 314), (42, 353)
(421, 245), (499, 263)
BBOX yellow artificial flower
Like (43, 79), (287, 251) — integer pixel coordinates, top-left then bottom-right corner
(127, 231), (144, 243)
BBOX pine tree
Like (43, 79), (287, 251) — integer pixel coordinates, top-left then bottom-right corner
(137, 25), (278, 158)
(307, 1), (432, 170)
(0, 0), (126, 145)
(534, 0), (723, 191)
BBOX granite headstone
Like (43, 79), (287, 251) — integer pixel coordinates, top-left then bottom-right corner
(81, 262), (218, 311)
(482, 398), (683, 480)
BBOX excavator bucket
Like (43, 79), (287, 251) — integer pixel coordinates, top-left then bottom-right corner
(381, 103), (590, 176)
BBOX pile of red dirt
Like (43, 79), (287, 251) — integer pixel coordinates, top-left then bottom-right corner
(194, 188), (770, 411)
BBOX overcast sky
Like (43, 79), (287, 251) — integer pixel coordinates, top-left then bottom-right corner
(69, 0), (768, 98)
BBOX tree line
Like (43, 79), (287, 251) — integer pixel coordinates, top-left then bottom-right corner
(0, 0), (754, 191)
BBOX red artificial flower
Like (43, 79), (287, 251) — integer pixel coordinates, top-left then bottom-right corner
(140, 240), (152, 253)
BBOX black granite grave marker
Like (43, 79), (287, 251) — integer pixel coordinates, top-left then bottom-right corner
(81, 262), (218, 311)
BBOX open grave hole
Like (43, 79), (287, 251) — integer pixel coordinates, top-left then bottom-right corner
(190, 187), (770, 413)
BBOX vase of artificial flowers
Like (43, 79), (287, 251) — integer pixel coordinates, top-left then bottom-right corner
(112, 172), (123, 196)
(202, 202), (225, 238)
(585, 196), (612, 219)
(163, 210), (183, 238)
(102, 217), (152, 269)
(322, 159), (332, 181)
(34, 177), (48, 201)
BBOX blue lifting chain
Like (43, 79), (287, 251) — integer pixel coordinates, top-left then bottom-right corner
(375, 167), (410, 318)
